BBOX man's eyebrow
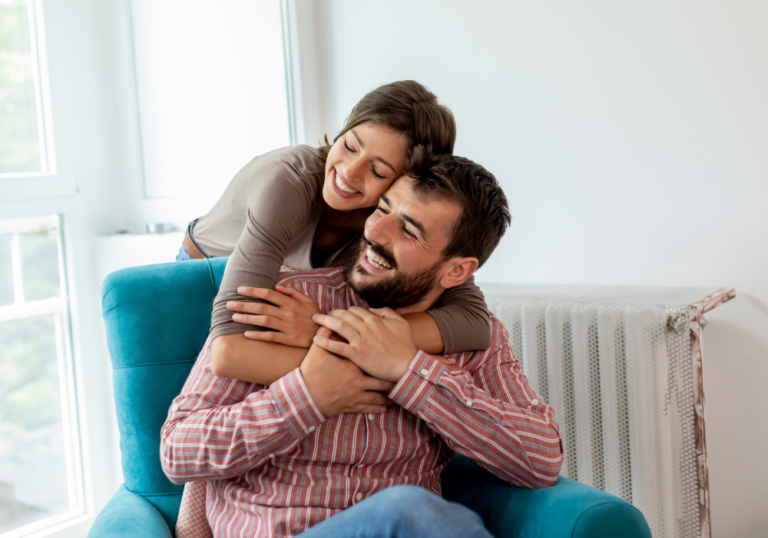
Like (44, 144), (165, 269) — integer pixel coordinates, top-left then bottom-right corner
(349, 129), (397, 174)
(381, 193), (426, 238)
(402, 214), (426, 238)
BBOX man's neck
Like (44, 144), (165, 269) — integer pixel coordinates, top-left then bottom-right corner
(393, 286), (445, 316)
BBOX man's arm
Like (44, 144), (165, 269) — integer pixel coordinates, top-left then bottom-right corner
(160, 338), (325, 483)
(388, 342), (563, 489)
(312, 307), (564, 489)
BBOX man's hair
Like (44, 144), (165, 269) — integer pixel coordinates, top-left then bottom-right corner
(409, 154), (511, 267)
(318, 80), (456, 167)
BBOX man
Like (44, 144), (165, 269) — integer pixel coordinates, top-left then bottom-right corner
(161, 156), (563, 538)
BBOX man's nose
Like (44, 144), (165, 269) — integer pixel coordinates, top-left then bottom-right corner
(366, 212), (394, 245)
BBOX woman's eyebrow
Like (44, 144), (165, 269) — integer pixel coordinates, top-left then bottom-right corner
(349, 129), (396, 174)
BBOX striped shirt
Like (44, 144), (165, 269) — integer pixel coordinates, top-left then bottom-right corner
(160, 267), (563, 537)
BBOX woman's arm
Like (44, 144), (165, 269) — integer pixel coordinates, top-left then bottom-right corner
(210, 334), (307, 384)
(426, 275), (492, 353)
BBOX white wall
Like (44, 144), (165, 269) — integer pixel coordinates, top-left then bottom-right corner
(302, 1), (768, 535)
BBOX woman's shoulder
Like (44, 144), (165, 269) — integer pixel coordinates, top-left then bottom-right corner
(251, 144), (324, 178)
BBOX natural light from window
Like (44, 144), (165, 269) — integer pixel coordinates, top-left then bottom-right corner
(0, 215), (83, 537)
(0, 0), (50, 176)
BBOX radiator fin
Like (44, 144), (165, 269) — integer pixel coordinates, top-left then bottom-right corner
(488, 298), (698, 538)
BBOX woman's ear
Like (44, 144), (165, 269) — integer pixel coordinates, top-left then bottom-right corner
(438, 257), (479, 290)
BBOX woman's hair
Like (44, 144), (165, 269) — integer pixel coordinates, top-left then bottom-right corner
(317, 80), (456, 170)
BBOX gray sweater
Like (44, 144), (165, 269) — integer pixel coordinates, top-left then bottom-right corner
(195, 145), (491, 353)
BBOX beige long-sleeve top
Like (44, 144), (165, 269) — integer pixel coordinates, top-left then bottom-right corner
(196, 145), (491, 353)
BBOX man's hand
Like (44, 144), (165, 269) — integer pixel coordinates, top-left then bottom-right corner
(227, 285), (321, 348)
(311, 306), (419, 383)
(300, 328), (395, 418)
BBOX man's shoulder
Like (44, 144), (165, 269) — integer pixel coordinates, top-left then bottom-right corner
(276, 267), (349, 291)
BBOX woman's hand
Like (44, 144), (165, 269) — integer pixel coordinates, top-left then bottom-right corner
(227, 285), (321, 348)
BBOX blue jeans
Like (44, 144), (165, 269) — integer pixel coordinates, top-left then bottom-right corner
(176, 242), (194, 261)
(296, 486), (492, 538)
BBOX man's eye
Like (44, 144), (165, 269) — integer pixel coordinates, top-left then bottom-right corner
(376, 206), (388, 214)
(343, 140), (355, 153)
(402, 227), (416, 239)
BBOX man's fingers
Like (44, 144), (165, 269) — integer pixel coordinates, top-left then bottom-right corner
(368, 306), (403, 321)
(433, 356), (457, 365)
(313, 335), (353, 358)
(361, 377), (396, 393)
(315, 326), (333, 339)
(236, 287), (292, 307)
(312, 314), (360, 344)
(362, 391), (391, 406)
(353, 405), (388, 415)
(324, 309), (367, 331)
(275, 285), (316, 304)
(346, 306), (377, 322)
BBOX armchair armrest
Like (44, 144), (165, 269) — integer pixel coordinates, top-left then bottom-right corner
(441, 455), (651, 538)
(88, 484), (173, 538)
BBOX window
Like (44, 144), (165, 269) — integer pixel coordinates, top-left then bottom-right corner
(0, 0), (52, 176)
(0, 215), (83, 537)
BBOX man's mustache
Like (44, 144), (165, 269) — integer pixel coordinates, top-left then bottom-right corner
(362, 237), (397, 269)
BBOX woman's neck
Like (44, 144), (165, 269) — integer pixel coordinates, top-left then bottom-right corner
(318, 201), (373, 231)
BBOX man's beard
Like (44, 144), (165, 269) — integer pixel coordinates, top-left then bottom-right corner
(345, 240), (442, 310)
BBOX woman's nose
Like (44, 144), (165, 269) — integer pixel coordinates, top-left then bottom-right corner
(344, 156), (366, 182)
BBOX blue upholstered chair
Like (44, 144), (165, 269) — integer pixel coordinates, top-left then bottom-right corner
(89, 258), (651, 538)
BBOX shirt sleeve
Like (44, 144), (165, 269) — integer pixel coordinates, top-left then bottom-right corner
(388, 322), (563, 489)
(160, 339), (326, 484)
(208, 151), (321, 341)
(427, 276), (492, 353)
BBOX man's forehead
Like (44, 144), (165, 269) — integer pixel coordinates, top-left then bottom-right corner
(384, 178), (460, 237)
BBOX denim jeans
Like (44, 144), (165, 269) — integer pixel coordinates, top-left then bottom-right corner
(296, 486), (493, 538)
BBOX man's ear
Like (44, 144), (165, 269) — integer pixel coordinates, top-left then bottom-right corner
(438, 257), (479, 290)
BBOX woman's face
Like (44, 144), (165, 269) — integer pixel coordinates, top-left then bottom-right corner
(323, 122), (408, 211)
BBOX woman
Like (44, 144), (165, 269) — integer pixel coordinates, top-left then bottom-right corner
(173, 81), (491, 538)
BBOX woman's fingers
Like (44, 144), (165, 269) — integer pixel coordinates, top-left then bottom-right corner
(236, 287), (293, 307)
(228, 301), (284, 319)
(275, 285), (317, 304)
(232, 314), (286, 332)
(244, 330), (287, 345)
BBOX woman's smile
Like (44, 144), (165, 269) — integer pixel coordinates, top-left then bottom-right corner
(331, 168), (362, 198)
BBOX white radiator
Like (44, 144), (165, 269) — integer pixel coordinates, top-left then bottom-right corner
(483, 284), (734, 538)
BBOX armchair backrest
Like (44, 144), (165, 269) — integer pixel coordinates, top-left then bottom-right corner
(101, 257), (228, 527)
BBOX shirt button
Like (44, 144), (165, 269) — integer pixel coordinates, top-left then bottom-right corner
(367, 414), (374, 420)
(268, 453), (275, 459)
(356, 493), (363, 501)
(531, 399), (539, 406)
(171, 403), (179, 412)
(420, 368), (429, 376)
(307, 426), (316, 432)
(358, 464), (365, 468)
(466, 399), (473, 407)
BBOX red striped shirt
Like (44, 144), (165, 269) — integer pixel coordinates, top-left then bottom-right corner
(160, 267), (563, 537)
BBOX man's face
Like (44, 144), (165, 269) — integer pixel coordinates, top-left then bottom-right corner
(345, 177), (461, 309)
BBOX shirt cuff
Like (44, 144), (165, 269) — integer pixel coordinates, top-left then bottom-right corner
(388, 351), (449, 414)
(270, 368), (326, 439)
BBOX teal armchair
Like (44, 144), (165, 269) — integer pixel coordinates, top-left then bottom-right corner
(89, 258), (651, 538)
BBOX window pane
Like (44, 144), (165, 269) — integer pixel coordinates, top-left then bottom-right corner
(0, 234), (12, 306)
(20, 228), (60, 301)
(0, 0), (42, 174)
(0, 314), (69, 533)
